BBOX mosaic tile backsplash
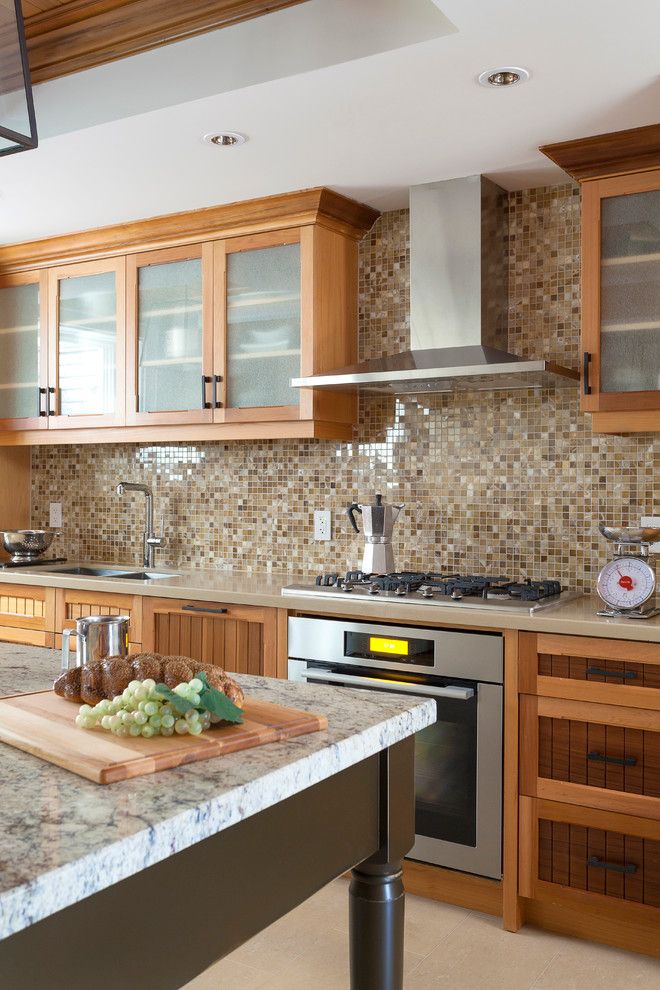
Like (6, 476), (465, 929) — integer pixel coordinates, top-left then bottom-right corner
(32, 184), (660, 591)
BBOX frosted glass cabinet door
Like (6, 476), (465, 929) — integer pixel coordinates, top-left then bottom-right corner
(599, 188), (660, 393)
(224, 240), (301, 411)
(48, 260), (125, 427)
(127, 247), (213, 423)
(0, 276), (46, 427)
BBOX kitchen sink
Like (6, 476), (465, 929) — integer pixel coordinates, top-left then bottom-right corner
(42, 566), (178, 581)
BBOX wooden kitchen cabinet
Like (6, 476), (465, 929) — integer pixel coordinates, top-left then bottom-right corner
(125, 244), (214, 426)
(140, 597), (278, 677)
(517, 630), (660, 957)
(0, 584), (55, 647)
(0, 188), (377, 445)
(54, 588), (142, 652)
(541, 123), (660, 433)
(0, 270), (49, 432)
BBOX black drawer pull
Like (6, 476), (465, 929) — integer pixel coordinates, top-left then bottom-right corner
(583, 351), (591, 395)
(587, 856), (636, 875)
(586, 667), (637, 680)
(587, 751), (637, 767)
(181, 604), (227, 615)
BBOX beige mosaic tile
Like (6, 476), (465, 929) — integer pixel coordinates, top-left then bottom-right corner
(32, 185), (660, 590)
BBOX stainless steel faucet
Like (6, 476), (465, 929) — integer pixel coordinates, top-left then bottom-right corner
(115, 482), (165, 569)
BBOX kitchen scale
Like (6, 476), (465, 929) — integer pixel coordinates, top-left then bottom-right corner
(596, 525), (660, 619)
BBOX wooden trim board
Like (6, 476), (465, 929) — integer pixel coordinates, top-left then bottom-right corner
(0, 188), (380, 275)
(24, 0), (310, 84)
(540, 123), (660, 181)
(0, 690), (328, 783)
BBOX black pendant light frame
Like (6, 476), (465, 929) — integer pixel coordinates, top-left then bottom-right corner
(0, 0), (38, 157)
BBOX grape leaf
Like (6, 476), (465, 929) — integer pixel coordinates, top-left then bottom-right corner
(155, 683), (195, 715)
(199, 687), (243, 724)
(194, 671), (243, 724)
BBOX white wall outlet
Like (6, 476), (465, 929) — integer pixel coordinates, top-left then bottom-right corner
(49, 502), (62, 529)
(314, 509), (332, 541)
(641, 517), (660, 554)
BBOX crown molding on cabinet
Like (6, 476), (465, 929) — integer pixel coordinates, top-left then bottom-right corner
(0, 187), (380, 275)
(22, 0), (309, 84)
(540, 123), (660, 181)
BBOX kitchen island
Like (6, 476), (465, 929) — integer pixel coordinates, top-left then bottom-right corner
(0, 644), (434, 990)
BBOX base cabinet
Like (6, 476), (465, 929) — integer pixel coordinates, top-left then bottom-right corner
(141, 597), (278, 677)
(0, 584), (55, 647)
(54, 588), (143, 653)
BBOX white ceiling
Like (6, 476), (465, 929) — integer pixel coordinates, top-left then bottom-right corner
(1, 0), (659, 245)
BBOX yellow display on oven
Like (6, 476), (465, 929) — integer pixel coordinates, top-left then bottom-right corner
(369, 636), (409, 656)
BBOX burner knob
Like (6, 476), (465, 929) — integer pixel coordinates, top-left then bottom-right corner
(421, 587), (434, 599)
(341, 581), (354, 592)
(451, 589), (463, 600)
(368, 584), (380, 595)
(394, 584), (408, 596)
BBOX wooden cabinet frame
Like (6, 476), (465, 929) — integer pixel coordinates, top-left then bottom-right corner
(54, 588), (142, 650)
(581, 169), (660, 416)
(0, 270), (49, 432)
(125, 243), (215, 426)
(46, 257), (127, 430)
(0, 189), (376, 445)
(0, 584), (55, 647)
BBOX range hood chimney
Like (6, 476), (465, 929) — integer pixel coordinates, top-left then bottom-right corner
(291, 175), (578, 394)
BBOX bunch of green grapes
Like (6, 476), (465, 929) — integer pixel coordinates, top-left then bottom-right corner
(75, 677), (213, 738)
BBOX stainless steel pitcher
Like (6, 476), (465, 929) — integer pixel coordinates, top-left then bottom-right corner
(61, 614), (130, 671)
(347, 493), (404, 574)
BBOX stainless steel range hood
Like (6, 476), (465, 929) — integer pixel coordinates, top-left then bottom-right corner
(291, 175), (578, 394)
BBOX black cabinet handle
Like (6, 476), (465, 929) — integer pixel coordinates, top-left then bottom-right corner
(586, 667), (637, 680)
(583, 351), (591, 395)
(587, 856), (636, 875)
(212, 374), (222, 409)
(38, 386), (47, 417)
(181, 604), (228, 615)
(587, 751), (637, 767)
(201, 375), (212, 409)
(48, 386), (57, 416)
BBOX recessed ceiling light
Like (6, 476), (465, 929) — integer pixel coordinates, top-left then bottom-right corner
(202, 131), (247, 147)
(477, 67), (530, 88)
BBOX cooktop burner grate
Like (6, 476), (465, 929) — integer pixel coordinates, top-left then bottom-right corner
(313, 571), (563, 602)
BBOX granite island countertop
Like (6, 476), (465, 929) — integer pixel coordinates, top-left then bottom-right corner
(1, 561), (660, 643)
(0, 643), (434, 941)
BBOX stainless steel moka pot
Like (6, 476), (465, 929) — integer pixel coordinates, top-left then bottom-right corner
(347, 493), (404, 574)
(61, 614), (130, 672)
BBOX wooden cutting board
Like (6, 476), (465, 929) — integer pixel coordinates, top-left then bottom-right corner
(0, 691), (328, 784)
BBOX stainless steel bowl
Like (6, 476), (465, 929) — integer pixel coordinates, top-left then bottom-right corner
(1, 529), (57, 561)
(599, 524), (660, 544)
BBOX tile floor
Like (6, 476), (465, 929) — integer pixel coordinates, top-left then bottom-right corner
(185, 878), (660, 989)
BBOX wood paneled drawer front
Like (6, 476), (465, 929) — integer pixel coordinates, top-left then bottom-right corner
(54, 589), (142, 649)
(521, 695), (660, 819)
(520, 797), (660, 911)
(141, 598), (277, 677)
(519, 632), (660, 710)
(0, 584), (55, 647)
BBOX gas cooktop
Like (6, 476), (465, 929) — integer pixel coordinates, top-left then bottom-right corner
(282, 571), (581, 614)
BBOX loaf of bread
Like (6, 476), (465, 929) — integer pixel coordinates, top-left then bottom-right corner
(54, 652), (244, 708)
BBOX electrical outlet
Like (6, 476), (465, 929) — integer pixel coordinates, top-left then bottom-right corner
(49, 502), (62, 529)
(641, 516), (660, 553)
(314, 509), (332, 541)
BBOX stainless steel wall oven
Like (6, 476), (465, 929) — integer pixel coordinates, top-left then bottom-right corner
(288, 616), (503, 879)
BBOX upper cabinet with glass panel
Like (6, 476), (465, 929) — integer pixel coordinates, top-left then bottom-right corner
(0, 188), (378, 443)
(126, 245), (213, 426)
(47, 258), (125, 429)
(541, 124), (660, 432)
(0, 272), (47, 429)
(221, 233), (302, 416)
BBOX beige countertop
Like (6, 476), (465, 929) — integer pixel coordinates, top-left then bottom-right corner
(1, 561), (660, 643)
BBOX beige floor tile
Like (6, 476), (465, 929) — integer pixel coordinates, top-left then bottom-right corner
(531, 940), (660, 989)
(183, 956), (271, 989)
(406, 911), (570, 990)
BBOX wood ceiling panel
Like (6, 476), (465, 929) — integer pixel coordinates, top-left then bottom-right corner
(21, 0), (309, 84)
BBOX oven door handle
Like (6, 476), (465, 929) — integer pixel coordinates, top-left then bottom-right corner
(301, 668), (475, 700)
